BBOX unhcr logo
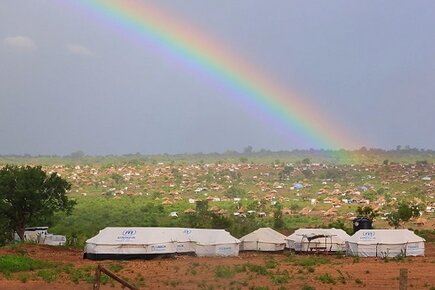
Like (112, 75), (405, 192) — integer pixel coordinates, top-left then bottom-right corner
(360, 231), (375, 240)
(362, 231), (375, 237)
(122, 230), (136, 236)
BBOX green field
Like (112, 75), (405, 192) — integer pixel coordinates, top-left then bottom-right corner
(1, 149), (434, 247)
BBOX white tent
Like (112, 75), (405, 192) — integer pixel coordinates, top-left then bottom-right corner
(14, 227), (66, 246)
(84, 227), (240, 260)
(42, 234), (67, 246)
(240, 228), (287, 251)
(346, 229), (425, 257)
(172, 228), (240, 256)
(192, 229), (240, 257)
(286, 228), (350, 252)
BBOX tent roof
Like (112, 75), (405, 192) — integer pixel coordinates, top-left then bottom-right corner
(240, 227), (286, 244)
(286, 228), (350, 242)
(86, 227), (240, 246)
(348, 229), (425, 245)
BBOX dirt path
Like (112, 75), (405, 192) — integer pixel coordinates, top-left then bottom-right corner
(1, 243), (434, 290)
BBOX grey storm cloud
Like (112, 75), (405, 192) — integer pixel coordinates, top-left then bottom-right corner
(0, 0), (434, 155)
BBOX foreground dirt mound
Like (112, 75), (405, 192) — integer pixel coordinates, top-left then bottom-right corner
(1, 243), (435, 290)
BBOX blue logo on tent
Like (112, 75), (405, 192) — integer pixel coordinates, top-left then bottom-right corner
(360, 231), (375, 240)
(122, 230), (136, 236)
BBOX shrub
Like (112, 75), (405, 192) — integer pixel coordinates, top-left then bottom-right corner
(246, 264), (269, 275)
(214, 265), (235, 279)
(264, 259), (278, 269)
(307, 266), (315, 273)
(271, 275), (289, 284)
(37, 269), (58, 283)
(317, 273), (336, 284)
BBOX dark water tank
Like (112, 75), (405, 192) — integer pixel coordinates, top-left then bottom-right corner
(352, 217), (373, 233)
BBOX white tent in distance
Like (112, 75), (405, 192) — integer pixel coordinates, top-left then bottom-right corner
(239, 227), (287, 251)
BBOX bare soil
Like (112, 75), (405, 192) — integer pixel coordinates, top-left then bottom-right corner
(1, 243), (435, 290)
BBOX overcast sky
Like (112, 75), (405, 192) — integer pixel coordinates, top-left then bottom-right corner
(1, 1), (434, 155)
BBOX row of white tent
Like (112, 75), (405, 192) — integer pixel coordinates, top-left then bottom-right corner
(84, 227), (425, 260)
(84, 227), (240, 260)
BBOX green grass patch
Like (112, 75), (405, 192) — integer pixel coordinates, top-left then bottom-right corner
(0, 255), (54, 274)
(246, 263), (269, 275)
(270, 271), (290, 284)
(264, 258), (278, 269)
(214, 265), (235, 279)
(17, 273), (30, 283)
(317, 273), (336, 284)
(69, 266), (96, 284)
(295, 256), (329, 267)
(37, 269), (58, 283)
(107, 262), (124, 273)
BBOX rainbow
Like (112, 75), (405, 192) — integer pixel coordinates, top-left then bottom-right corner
(61, 0), (361, 150)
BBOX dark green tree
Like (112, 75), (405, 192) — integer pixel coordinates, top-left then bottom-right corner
(243, 145), (253, 154)
(273, 202), (284, 229)
(279, 165), (294, 180)
(110, 173), (124, 185)
(224, 186), (246, 198)
(301, 158), (311, 165)
(386, 202), (421, 228)
(195, 200), (209, 214)
(69, 150), (85, 158)
(356, 206), (378, 220)
(0, 165), (76, 241)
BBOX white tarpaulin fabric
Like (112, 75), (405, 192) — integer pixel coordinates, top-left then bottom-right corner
(84, 227), (240, 258)
(286, 228), (350, 252)
(240, 227), (287, 251)
(346, 229), (425, 257)
(14, 227), (66, 246)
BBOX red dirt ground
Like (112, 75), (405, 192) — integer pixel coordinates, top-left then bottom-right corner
(1, 243), (435, 290)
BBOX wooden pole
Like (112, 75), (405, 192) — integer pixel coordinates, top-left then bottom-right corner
(399, 268), (408, 290)
(93, 264), (139, 290)
(93, 265), (101, 290)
